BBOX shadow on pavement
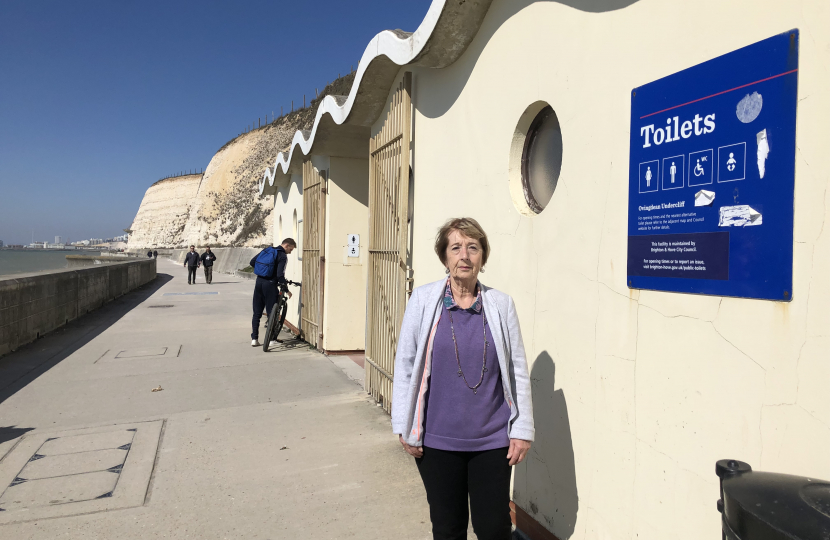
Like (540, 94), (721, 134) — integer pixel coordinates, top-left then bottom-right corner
(0, 425), (34, 445)
(0, 273), (174, 408)
(265, 334), (310, 353)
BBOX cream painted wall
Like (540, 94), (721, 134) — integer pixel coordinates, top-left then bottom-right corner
(374, 1), (830, 539)
(272, 173), (303, 331)
(322, 156), (370, 351)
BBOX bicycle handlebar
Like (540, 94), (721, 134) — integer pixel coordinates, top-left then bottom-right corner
(284, 280), (301, 287)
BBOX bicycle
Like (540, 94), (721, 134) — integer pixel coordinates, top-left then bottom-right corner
(263, 280), (301, 352)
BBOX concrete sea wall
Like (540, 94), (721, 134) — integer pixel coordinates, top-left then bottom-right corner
(65, 255), (144, 268)
(0, 259), (156, 357)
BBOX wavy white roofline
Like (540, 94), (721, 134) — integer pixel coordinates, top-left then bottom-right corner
(259, 0), (492, 194)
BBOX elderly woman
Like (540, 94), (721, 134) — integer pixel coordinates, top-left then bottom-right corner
(392, 217), (534, 540)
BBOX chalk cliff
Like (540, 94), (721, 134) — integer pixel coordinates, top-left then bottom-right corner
(127, 73), (356, 250)
(127, 174), (203, 248)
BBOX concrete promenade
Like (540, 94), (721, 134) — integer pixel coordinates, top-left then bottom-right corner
(0, 259), (435, 539)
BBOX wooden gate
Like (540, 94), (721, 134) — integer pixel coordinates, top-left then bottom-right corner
(301, 160), (326, 349)
(366, 72), (413, 413)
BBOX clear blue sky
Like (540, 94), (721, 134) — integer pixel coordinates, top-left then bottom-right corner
(0, 0), (431, 245)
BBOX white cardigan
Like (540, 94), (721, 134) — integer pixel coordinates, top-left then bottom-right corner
(391, 278), (535, 446)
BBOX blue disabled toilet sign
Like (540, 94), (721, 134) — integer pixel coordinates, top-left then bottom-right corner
(627, 30), (799, 301)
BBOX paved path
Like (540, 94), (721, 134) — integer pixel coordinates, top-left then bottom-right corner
(0, 260), (434, 539)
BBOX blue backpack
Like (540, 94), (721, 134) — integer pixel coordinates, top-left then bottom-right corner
(253, 247), (279, 279)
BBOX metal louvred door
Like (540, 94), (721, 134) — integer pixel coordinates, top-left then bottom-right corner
(301, 160), (326, 349)
(365, 72), (413, 413)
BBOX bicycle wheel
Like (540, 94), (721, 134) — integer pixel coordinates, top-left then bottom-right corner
(263, 302), (280, 352)
(276, 299), (288, 340)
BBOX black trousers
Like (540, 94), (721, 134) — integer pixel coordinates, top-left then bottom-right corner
(251, 277), (278, 340)
(416, 446), (512, 540)
(187, 265), (197, 283)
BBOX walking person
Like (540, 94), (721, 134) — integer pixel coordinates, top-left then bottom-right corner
(153, 250), (158, 259)
(183, 245), (200, 285)
(147, 250), (152, 258)
(250, 238), (295, 347)
(392, 218), (534, 540)
(200, 247), (217, 284)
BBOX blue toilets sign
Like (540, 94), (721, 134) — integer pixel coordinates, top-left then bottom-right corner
(627, 30), (799, 301)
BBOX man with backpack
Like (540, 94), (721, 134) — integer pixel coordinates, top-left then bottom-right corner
(250, 238), (296, 347)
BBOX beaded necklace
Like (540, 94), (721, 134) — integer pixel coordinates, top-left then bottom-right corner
(447, 308), (488, 394)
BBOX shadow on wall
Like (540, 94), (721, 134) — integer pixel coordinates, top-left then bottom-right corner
(555, 0), (639, 11)
(417, 0), (642, 120)
(514, 351), (579, 539)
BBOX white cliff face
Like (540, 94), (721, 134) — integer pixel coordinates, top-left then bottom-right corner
(179, 127), (277, 248)
(126, 128), (276, 250)
(128, 74), (356, 250)
(126, 174), (202, 249)
(127, 124), (294, 250)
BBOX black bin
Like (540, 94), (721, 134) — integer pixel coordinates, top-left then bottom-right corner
(716, 459), (830, 539)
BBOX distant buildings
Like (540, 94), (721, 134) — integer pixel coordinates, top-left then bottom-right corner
(12, 233), (128, 250)
(0, 240), (4, 248)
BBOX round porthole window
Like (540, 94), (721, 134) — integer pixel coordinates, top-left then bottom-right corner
(508, 102), (563, 216)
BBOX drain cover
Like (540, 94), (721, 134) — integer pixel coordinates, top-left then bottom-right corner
(0, 421), (163, 524)
(163, 292), (218, 296)
(96, 346), (181, 363)
(148, 305), (174, 308)
(115, 347), (168, 359)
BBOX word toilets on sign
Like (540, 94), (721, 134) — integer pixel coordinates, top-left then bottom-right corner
(639, 113), (716, 148)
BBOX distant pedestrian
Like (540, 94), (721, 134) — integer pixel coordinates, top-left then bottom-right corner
(183, 245), (200, 284)
(200, 247), (217, 284)
(153, 250), (158, 259)
(147, 250), (153, 258)
(392, 217), (534, 540)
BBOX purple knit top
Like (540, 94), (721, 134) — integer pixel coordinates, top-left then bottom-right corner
(423, 281), (511, 452)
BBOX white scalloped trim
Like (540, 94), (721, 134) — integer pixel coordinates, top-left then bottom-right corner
(259, 0), (450, 194)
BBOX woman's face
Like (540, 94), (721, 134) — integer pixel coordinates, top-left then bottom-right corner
(445, 230), (482, 282)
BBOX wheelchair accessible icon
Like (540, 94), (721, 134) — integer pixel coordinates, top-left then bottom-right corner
(688, 149), (713, 187)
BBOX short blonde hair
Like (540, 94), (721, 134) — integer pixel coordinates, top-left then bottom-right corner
(434, 217), (490, 267)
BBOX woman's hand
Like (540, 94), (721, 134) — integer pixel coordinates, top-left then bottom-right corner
(507, 439), (531, 465)
(399, 435), (423, 458)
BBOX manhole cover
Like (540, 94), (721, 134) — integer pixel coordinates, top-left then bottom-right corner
(0, 421), (163, 524)
(115, 347), (168, 359)
(0, 430), (134, 510)
(96, 346), (181, 363)
(162, 292), (218, 296)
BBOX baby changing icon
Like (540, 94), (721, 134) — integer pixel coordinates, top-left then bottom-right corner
(718, 142), (746, 183)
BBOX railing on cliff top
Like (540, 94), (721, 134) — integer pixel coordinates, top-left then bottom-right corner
(157, 169), (204, 183)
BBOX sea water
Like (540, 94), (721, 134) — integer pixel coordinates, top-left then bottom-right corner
(0, 250), (75, 277)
